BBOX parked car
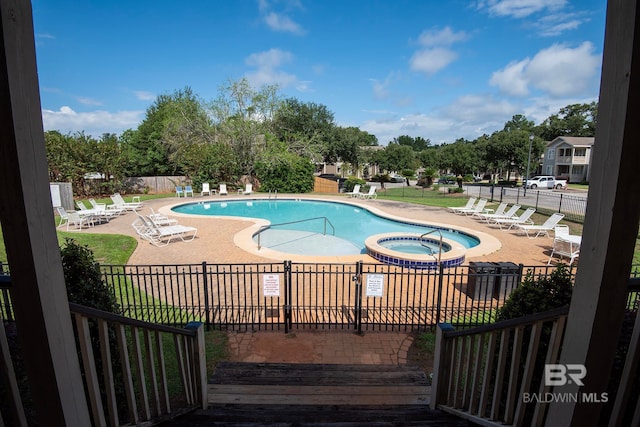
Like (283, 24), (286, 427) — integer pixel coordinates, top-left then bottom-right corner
(389, 174), (405, 183)
(437, 176), (455, 184)
(525, 175), (568, 189)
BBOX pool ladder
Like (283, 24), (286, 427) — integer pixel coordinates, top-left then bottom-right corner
(420, 229), (443, 265)
(255, 216), (335, 250)
(268, 190), (278, 199)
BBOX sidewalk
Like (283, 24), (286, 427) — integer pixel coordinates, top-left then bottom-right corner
(227, 330), (416, 366)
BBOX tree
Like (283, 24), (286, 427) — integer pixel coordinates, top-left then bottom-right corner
(392, 135), (430, 152)
(255, 135), (315, 192)
(209, 78), (281, 182)
(438, 139), (478, 175)
(537, 102), (598, 140)
(92, 133), (126, 194)
(373, 143), (416, 173)
(125, 94), (176, 176)
(272, 97), (335, 160)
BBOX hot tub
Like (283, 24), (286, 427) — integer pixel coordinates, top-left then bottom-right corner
(364, 233), (466, 269)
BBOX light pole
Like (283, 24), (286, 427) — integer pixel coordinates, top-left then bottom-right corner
(524, 133), (534, 196)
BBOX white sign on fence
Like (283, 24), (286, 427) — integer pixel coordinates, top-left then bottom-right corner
(366, 274), (384, 297)
(262, 274), (280, 297)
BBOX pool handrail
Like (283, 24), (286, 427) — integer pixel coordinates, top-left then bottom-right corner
(255, 216), (336, 250)
(420, 229), (443, 265)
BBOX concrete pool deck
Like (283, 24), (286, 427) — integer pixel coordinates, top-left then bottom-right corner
(84, 193), (556, 267)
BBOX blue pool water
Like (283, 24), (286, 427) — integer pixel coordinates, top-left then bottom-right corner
(173, 199), (480, 255)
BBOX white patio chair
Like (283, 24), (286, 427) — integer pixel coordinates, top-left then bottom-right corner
(493, 207), (536, 230)
(148, 208), (179, 227)
(358, 186), (377, 200)
(346, 184), (361, 198)
(449, 197), (476, 214)
(514, 213), (565, 238)
(201, 183), (213, 196)
(111, 193), (142, 211)
(548, 234), (581, 265)
(460, 199), (487, 216)
(132, 214), (197, 247)
(478, 204), (521, 223)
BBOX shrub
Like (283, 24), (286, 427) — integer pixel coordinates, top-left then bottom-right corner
(344, 176), (366, 192)
(448, 187), (464, 194)
(496, 264), (573, 321)
(61, 238), (119, 312)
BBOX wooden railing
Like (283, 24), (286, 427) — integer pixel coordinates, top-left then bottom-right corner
(1, 291), (207, 426)
(431, 307), (570, 426)
(70, 303), (207, 426)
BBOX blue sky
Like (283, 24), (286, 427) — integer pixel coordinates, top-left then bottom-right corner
(33, 0), (606, 145)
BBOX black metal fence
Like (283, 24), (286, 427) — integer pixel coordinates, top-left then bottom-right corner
(95, 262), (589, 332)
(2, 261), (639, 333)
(464, 184), (588, 222)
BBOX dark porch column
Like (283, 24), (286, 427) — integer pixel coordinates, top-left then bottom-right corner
(0, 0), (91, 424)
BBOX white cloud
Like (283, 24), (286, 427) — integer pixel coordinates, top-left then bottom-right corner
(264, 12), (305, 35)
(134, 90), (156, 101)
(527, 42), (600, 96)
(259, 0), (305, 35)
(76, 96), (103, 106)
(417, 26), (467, 47)
(490, 42), (601, 98)
(410, 47), (459, 75)
(42, 106), (143, 136)
(244, 48), (298, 88)
(410, 27), (467, 76)
(477, 0), (567, 19)
(490, 59), (531, 96)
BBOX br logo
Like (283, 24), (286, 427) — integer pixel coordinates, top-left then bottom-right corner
(544, 364), (587, 386)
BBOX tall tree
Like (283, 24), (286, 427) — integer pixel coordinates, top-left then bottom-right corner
(124, 88), (205, 176)
(392, 135), (430, 151)
(537, 102), (598, 140)
(209, 78), (281, 181)
(373, 143), (417, 173)
(272, 97), (335, 160)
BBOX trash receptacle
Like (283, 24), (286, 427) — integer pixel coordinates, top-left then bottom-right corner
(493, 262), (520, 300)
(467, 262), (497, 300)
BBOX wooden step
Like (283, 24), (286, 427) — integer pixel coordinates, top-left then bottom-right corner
(163, 363), (469, 426)
(208, 362), (431, 406)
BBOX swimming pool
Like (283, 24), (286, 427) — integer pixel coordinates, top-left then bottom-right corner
(172, 199), (480, 259)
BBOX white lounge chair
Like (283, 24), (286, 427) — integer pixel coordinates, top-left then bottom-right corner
(242, 184), (253, 195)
(57, 207), (93, 230)
(479, 204), (521, 223)
(358, 186), (377, 199)
(472, 202), (507, 219)
(201, 183), (213, 196)
(148, 208), (179, 227)
(90, 198), (123, 217)
(132, 214), (197, 247)
(346, 184), (361, 198)
(460, 199), (487, 216)
(514, 213), (565, 238)
(449, 197), (476, 214)
(493, 207), (536, 230)
(219, 184), (228, 196)
(110, 193), (142, 211)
